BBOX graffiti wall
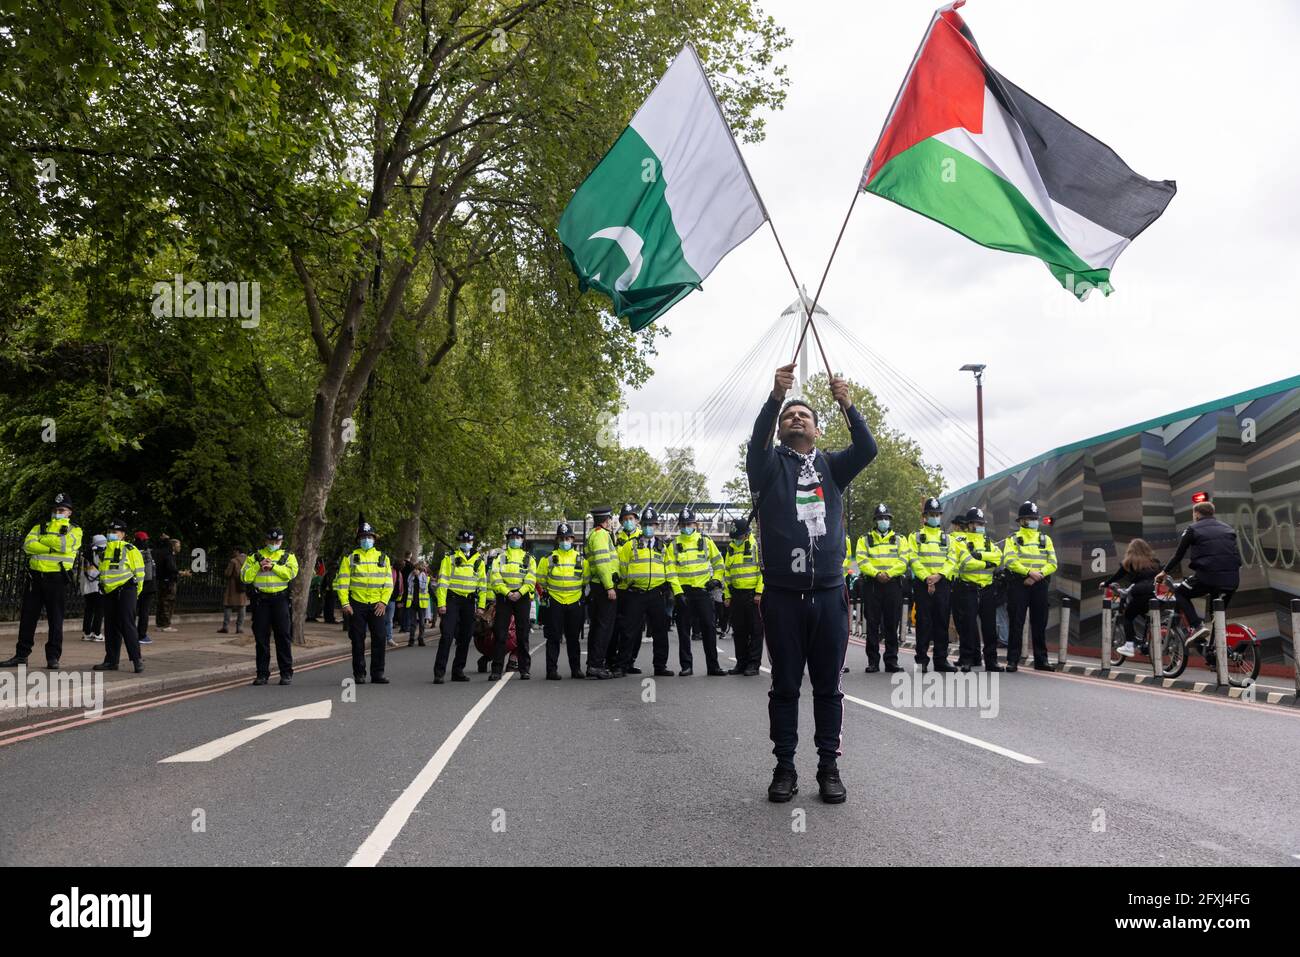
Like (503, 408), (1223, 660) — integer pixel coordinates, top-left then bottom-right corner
(941, 375), (1300, 667)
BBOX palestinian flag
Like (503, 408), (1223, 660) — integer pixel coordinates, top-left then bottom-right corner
(559, 44), (768, 330)
(861, 1), (1176, 299)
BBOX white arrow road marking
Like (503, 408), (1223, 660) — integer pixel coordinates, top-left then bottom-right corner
(159, 699), (332, 763)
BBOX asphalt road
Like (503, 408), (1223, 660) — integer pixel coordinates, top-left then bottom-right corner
(1, 630), (1297, 866)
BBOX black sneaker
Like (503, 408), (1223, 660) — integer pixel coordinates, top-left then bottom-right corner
(586, 667), (612, 680)
(488, 671), (502, 681)
(371, 675), (390, 684)
(252, 676), (269, 686)
(865, 664), (880, 673)
(354, 674), (368, 684)
(653, 667), (676, 677)
(625, 667), (642, 675)
(816, 767), (847, 804)
(678, 667), (694, 677)
(92, 662), (118, 672)
(610, 668), (626, 678)
(46, 660), (60, 670)
(743, 667), (760, 677)
(1033, 661), (1055, 672)
(884, 664), (904, 673)
(707, 668), (728, 677)
(546, 671), (561, 680)
(451, 672), (469, 682)
(433, 673), (445, 685)
(767, 767), (798, 803)
(133, 660), (145, 674)
(279, 676), (292, 686)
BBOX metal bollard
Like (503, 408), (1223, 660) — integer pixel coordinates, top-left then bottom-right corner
(1213, 597), (1228, 687)
(1148, 601), (1163, 679)
(1291, 599), (1300, 698)
(1057, 596), (1073, 668)
(1100, 595), (1113, 670)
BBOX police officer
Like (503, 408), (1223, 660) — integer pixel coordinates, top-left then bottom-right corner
(666, 507), (727, 677)
(241, 527), (299, 686)
(490, 526), (535, 680)
(747, 364), (877, 804)
(93, 519), (145, 674)
(855, 504), (911, 673)
(335, 517), (393, 684)
(583, 507), (619, 679)
(950, 507), (1004, 672)
(434, 530), (487, 682)
(609, 504), (640, 667)
(616, 507), (677, 677)
(1003, 501), (1057, 672)
(908, 497), (959, 673)
(537, 523), (585, 679)
(722, 517), (764, 676)
(2, 492), (83, 670)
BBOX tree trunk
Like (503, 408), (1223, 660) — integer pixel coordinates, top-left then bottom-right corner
(291, 395), (342, 645)
(395, 487), (422, 562)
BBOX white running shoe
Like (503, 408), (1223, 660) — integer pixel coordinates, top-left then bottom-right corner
(93, 634), (104, 642)
(1184, 625), (1211, 648)
(1115, 641), (1136, 657)
(81, 633), (93, 642)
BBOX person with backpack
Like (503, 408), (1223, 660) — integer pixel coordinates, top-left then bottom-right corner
(134, 531), (157, 644)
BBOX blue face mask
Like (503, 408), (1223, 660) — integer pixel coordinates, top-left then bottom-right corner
(509, 538), (523, 549)
(622, 519), (636, 533)
(109, 531), (123, 542)
(1025, 520), (1039, 531)
(642, 527), (656, 539)
(681, 526), (695, 536)
(459, 543), (472, 554)
(973, 526), (986, 536)
(876, 520), (891, 532)
(925, 516), (941, 528)
(360, 537), (374, 550)
(558, 541), (573, 551)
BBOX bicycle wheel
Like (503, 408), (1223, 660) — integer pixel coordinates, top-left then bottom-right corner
(1226, 642), (1260, 687)
(1107, 613), (1127, 665)
(1160, 611), (1188, 678)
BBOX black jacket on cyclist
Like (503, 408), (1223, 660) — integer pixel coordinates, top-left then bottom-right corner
(1102, 565), (1158, 589)
(1161, 517), (1241, 589)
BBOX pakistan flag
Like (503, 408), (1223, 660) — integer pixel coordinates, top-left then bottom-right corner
(559, 44), (768, 331)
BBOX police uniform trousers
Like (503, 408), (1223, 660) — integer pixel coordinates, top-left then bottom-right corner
(619, 586), (672, 672)
(347, 600), (387, 679)
(952, 580), (999, 667)
(728, 588), (764, 671)
(1006, 576), (1050, 667)
(586, 586), (616, 670)
(435, 592), (477, 677)
(103, 586), (142, 667)
(251, 590), (294, 679)
(674, 586), (721, 671)
(15, 570), (67, 663)
(544, 600), (585, 676)
(762, 585), (848, 771)
(913, 576), (952, 667)
(492, 594), (532, 674)
(863, 576), (903, 668)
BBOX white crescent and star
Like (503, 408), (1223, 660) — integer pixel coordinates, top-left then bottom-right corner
(587, 226), (644, 292)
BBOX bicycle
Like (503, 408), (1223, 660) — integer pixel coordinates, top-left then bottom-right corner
(1105, 580), (1260, 686)
(1102, 583), (1187, 678)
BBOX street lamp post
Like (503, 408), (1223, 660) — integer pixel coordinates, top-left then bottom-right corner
(960, 364), (987, 481)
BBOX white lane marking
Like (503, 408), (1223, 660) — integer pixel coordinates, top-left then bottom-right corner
(348, 642), (542, 867)
(728, 656), (1043, 765)
(160, 699), (332, 763)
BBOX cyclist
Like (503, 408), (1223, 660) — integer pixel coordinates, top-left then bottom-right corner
(1155, 500), (1241, 649)
(1101, 538), (1160, 657)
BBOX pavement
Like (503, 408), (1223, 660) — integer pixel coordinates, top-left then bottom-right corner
(0, 613), (358, 725)
(1, 627), (1298, 866)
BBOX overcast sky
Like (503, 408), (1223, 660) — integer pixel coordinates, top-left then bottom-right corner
(617, 0), (1300, 500)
